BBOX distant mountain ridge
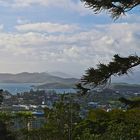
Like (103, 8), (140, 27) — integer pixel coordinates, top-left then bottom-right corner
(0, 72), (78, 84)
(49, 71), (78, 78)
(0, 70), (140, 85)
(112, 71), (140, 84)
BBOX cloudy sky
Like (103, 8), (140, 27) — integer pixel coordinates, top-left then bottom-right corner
(0, 0), (140, 77)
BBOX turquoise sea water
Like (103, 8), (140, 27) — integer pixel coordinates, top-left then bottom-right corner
(0, 83), (76, 94)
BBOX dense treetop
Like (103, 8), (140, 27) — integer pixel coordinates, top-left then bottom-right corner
(81, 0), (140, 18)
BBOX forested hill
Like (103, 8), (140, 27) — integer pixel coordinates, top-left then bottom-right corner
(0, 72), (78, 83)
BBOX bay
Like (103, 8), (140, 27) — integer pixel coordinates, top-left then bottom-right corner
(0, 83), (35, 94)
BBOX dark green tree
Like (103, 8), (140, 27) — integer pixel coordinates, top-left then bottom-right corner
(0, 112), (16, 140)
(119, 97), (140, 109)
(0, 89), (3, 105)
(43, 95), (81, 140)
(73, 109), (140, 140)
(81, 0), (140, 19)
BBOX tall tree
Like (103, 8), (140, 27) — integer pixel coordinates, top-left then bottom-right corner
(77, 1), (140, 94)
(43, 95), (81, 140)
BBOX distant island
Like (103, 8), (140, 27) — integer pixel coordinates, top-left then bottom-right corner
(33, 82), (76, 89)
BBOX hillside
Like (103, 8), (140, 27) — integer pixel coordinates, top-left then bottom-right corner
(35, 82), (76, 89)
(0, 72), (78, 84)
(111, 83), (140, 93)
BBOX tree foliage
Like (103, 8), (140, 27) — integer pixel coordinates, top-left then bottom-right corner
(81, 0), (140, 19)
(119, 97), (140, 109)
(0, 89), (3, 105)
(0, 112), (16, 140)
(77, 54), (140, 94)
(74, 109), (140, 140)
(43, 96), (81, 140)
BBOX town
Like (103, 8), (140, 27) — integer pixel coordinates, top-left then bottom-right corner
(1, 83), (140, 113)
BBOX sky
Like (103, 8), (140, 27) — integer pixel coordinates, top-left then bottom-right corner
(0, 0), (140, 77)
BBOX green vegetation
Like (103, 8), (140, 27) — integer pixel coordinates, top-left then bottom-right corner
(119, 97), (140, 109)
(73, 109), (140, 140)
(0, 89), (3, 105)
(43, 96), (81, 140)
(0, 112), (15, 140)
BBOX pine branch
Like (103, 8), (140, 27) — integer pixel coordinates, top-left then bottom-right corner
(81, 0), (140, 19)
(77, 55), (140, 93)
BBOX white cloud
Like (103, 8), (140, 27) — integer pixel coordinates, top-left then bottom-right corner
(0, 0), (75, 8)
(15, 22), (79, 33)
(0, 0), (92, 16)
(0, 22), (139, 74)
(12, 0), (60, 7)
(12, 0), (78, 8)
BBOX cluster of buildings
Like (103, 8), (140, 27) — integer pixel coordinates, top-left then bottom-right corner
(0, 85), (140, 129)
